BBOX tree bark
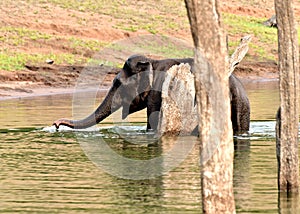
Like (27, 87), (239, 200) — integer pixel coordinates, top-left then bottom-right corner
(185, 0), (235, 213)
(157, 35), (251, 136)
(275, 0), (299, 193)
(157, 63), (198, 136)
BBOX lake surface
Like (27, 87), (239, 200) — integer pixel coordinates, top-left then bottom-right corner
(1, 80), (300, 213)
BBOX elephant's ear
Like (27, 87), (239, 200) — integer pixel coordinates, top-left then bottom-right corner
(136, 61), (151, 72)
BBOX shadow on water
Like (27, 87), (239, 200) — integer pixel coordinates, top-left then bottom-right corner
(0, 80), (300, 213)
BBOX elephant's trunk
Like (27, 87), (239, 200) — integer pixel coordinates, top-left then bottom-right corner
(53, 81), (122, 129)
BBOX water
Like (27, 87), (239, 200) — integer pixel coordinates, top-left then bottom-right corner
(0, 81), (300, 213)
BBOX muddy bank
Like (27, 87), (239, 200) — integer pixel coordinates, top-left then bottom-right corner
(0, 64), (119, 99)
(0, 60), (278, 100)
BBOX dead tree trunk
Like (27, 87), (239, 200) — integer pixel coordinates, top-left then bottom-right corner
(157, 63), (198, 136)
(157, 35), (251, 136)
(185, 0), (235, 213)
(275, 0), (299, 193)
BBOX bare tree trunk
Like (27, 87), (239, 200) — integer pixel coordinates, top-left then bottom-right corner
(184, 0), (235, 213)
(157, 35), (251, 136)
(157, 63), (198, 136)
(275, 0), (299, 193)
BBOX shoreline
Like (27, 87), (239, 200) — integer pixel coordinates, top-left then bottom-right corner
(0, 76), (279, 101)
(0, 60), (279, 101)
(0, 85), (111, 101)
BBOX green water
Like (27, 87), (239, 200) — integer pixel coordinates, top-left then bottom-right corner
(0, 81), (299, 213)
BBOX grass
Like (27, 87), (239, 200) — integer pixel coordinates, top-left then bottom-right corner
(136, 36), (193, 58)
(0, 52), (26, 71)
(0, 26), (52, 46)
(68, 37), (108, 52)
(107, 35), (193, 58)
(1, 0), (298, 71)
(0, 51), (85, 71)
(28, 0), (188, 33)
(0, 26), (108, 70)
(223, 13), (278, 61)
(87, 58), (122, 68)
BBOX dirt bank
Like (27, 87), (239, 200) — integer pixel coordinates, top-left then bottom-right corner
(0, 60), (279, 100)
(0, 0), (285, 99)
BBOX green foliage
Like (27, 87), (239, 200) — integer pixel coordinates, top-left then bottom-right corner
(0, 26), (52, 46)
(87, 58), (122, 68)
(223, 13), (279, 60)
(223, 13), (278, 43)
(0, 51), (85, 71)
(0, 52), (26, 71)
(107, 35), (193, 59)
(0, 25), (109, 71)
(137, 37), (193, 58)
(68, 37), (108, 51)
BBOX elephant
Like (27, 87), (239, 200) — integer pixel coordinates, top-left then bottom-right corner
(53, 54), (250, 135)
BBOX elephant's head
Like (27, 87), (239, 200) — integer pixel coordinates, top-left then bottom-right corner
(115, 54), (155, 119)
(53, 55), (157, 129)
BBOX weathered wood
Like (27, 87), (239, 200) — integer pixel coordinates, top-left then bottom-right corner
(228, 35), (252, 76)
(157, 63), (198, 136)
(158, 36), (251, 136)
(275, 0), (299, 193)
(184, 0), (235, 213)
(263, 15), (277, 28)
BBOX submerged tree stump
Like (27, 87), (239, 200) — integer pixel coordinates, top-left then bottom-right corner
(158, 35), (251, 136)
(157, 63), (198, 136)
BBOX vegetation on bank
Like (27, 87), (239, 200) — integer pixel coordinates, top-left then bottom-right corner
(0, 0), (291, 71)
